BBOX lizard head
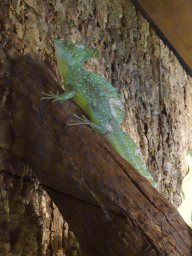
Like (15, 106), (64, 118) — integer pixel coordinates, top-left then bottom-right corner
(54, 39), (98, 68)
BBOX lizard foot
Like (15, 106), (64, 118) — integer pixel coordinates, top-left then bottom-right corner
(68, 114), (104, 132)
(42, 90), (75, 102)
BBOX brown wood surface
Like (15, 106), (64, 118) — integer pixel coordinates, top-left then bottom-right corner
(8, 55), (192, 255)
(134, 0), (192, 71)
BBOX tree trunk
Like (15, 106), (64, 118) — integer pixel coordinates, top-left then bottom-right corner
(1, 0), (192, 255)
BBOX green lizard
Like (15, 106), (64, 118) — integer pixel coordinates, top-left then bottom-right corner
(178, 149), (192, 227)
(42, 39), (154, 185)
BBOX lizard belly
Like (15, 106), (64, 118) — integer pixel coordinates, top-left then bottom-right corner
(72, 91), (88, 112)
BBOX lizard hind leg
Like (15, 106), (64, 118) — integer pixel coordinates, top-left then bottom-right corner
(41, 90), (76, 102)
(68, 114), (106, 133)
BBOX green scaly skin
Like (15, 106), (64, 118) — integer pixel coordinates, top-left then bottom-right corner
(42, 39), (154, 185)
(178, 149), (192, 227)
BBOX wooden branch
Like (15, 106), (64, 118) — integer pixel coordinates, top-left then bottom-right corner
(9, 54), (192, 256)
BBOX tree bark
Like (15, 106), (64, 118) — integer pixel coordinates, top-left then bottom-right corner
(7, 54), (192, 256)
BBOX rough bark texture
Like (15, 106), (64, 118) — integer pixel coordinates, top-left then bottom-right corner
(0, 173), (81, 255)
(0, 0), (192, 255)
(7, 53), (192, 256)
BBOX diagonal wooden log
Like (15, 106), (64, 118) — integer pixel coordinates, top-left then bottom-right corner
(8, 54), (192, 255)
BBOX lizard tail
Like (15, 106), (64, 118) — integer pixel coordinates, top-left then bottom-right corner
(106, 131), (154, 185)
